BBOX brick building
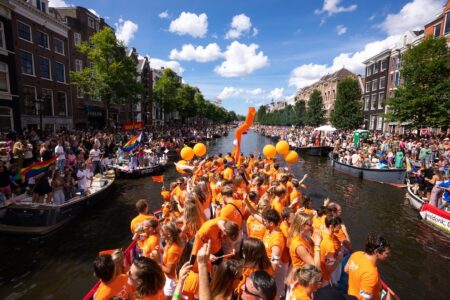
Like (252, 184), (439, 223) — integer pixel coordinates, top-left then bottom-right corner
(424, 0), (450, 44)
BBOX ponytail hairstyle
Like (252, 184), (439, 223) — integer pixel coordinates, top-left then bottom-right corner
(162, 221), (182, 246)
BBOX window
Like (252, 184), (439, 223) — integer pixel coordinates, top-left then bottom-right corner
(55, 62), (65, 82)
(372, 79), (377, 91)
(371, 94), (377, 110)
(381, 59), (388, 71)
(364, 95), (370, 111)
(20, 50), (34, 75)
(54, 38), (64, 55)
(373, 62), (379, 74)
(17, 21), (31, 42)
(41, 88), (53, 116)
(445, 11), (450, 35)
(434, 24), (442, 37)
(88, 17), (95, 29)
(367, 65), (372, 76)
(379, 76), (386, 89)
(55, 92), (67, 116)
(0, 22), (5, 50)
(39, 57), (51, 79)
(23, 85), (37, 115)
(75, 59), (83, 72)
(376, 116), (383, 131)
(365, 81), (371, 93)
(36, 31), (49, 49)
(0, 107), (12, 131)
(0, 62), (9, 93)
(95, 22), (100, 31)
(36, 0), (46, 13)
(395, 71), (401, 87)
(370, 115), (375, 130)
(74, 32), (81, 46)
(378, 92), (385, 109)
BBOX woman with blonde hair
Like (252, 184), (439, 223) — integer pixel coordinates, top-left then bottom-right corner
(160, 222), (183, 299)
(288, 213), (322, 269)
(181, 196), (206, 240)
(111, 248), (126, 278)
(246, 198), (270, 240)
(287, 264), (322, 300)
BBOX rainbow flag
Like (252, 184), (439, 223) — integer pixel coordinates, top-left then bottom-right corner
(19, 157), (56, 178)
(123, 132), (142, 152)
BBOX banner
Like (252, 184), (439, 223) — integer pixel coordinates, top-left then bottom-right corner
(123, 121), (144, 130)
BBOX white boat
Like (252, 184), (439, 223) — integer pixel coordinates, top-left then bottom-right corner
(406, 181), (426, 210)
(419, 204), (450, 233)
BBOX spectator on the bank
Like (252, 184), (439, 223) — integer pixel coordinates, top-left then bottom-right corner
(55, 140), (66, 173)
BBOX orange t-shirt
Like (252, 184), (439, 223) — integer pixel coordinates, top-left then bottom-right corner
(335, 224), (348, 242)
(290, 235), (314, 268)
(192, 218), (222, 255)
(290, 284), (311, 300)
(142, 234), (160, 258)
(279, 220), (289, 239)
(219, 200), (243, 229)
(263, 229), (288, 263)
(246, 215), (266, 240)
(161, 190), (171, 201)
(312, 215), (326, 231)
(182, 270), (199, 299)
(236, 265), (273, 296)
(132, 290), (165, 300)
(163, 243), (183, 279)
(302, 208), (316, 217)
(94, 274), (131, 300)
(222, 167), (233, 180)
(290, 189), (302, 207)
(347, 251), (381, 300)
(130, 214), (156, 249)
(320, 232), (337, 282)
(271, 198), (283, 216)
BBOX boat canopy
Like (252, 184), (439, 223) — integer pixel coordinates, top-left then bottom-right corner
(314, 125), (337, 132)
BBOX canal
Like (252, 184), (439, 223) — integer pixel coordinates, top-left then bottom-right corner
(0, 129), (449, 299)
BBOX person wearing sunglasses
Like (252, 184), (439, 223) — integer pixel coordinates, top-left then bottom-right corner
(241, 270), (277, 300)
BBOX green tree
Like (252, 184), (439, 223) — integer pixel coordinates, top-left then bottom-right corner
(330, 77), (362, 130)
(385, 37), (450, 128)
(294, 100), (307, 126)
(177, 84), (199, 122)
(70, 27), (143, 125)
(306, 90), (326, 126)
(153, 68), (182, 114)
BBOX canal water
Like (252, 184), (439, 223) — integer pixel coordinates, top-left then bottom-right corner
(0, 129), (449, 300)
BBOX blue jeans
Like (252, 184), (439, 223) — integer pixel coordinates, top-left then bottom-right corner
(56, 159), (65, 173)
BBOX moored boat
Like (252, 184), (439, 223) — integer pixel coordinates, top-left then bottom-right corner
(112, 160), (167, 179)
(296, 146), (334, 157)
(0, 172), (116, 235)
(329, 153), (406, 186)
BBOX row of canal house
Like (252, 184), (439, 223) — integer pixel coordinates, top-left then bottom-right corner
(0, 0), (170, 133)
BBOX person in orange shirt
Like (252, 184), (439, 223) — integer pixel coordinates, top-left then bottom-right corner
(222, 162), (234, 181)
(320, 216), (344, 286)
(345, 233), (392, 300)
(127, 256), (166, 300)
(160, 222), (183, 299)
(301, 196), (317, 217)
(289, 179), (304, 211)
(312, 206), (327, 232)
(130, 199), (157, 253)
(271, 185), (286, 216)
(180, 200), (205, 241)
(328, 202), (353, 252)
(288, 213), (322, 270)
(219, 185), (244, 229)
(140, 219), (160, 260)
(246, 199), (270, 240)
(280, 207), (294, 238)
(93, 254), (131, 300)
(286, 264), (322, 300)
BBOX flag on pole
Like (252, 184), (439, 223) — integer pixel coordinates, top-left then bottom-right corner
(152, 175), (164, 183)
(123, 132), (142, 152)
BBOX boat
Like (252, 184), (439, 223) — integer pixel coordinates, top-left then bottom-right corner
(419, 203), (450, 233)
(296, 146), (334, 157)
(406, 181), (426, 210)
(83, 209), (162, 300)
(329, 153), (406, 186)
(0, 172), (116, 235)
(112, 160), (167, 179)
(0, 194), (29, 220)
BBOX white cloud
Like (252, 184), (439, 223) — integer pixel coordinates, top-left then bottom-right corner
(217, 87), (264, 100)
(335, 25), (347, 35)
(214, 41), (268, 77)
(319, 19), (326, 26)
(115, 18), (138, 45)
(169, 43), (222, 63)
(88, 8), (100, 17)
(149, 57), (184, 75)
(48, 0), (71, 7)
(252, 28), (259, 37)
(169, 12), (208, 38)
(159, 10), (169, 19)
(225, 14), (256, 39)
(315, 0), (357, 15)
(267, 88), (284, 100)
(378, 0), (444, 35)
(288, 34), (400, 89)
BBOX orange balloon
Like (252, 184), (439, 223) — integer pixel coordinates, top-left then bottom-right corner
(263, 144), (276, 159)
(193, 143), (207, 157)
(180, 146), (195, 161)
(276, 141), (290, 155)
(284, 150), (299, 164)
(176, 160), (187, 174)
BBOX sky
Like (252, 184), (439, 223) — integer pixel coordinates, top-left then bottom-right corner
(49, 0), (445, 115)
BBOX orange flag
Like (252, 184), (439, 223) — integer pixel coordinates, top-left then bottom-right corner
(152, 175), (164, 183)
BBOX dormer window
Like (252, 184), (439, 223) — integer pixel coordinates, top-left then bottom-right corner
(36, 0), (47, 13)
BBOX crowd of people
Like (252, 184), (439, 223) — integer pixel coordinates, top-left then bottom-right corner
(0, 125), (231, 205)
(92, 151), (395, 300)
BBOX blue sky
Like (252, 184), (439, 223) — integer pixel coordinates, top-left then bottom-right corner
(49, 0), (445, 115)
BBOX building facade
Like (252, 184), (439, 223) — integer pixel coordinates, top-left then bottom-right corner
(128, 48), (152, 124)
(11, 0), (72, 131)
(295, 68), (356, 117)
(424, 0), (450, 44)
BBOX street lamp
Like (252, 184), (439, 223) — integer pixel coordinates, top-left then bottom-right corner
(34, 98), (44, 131)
